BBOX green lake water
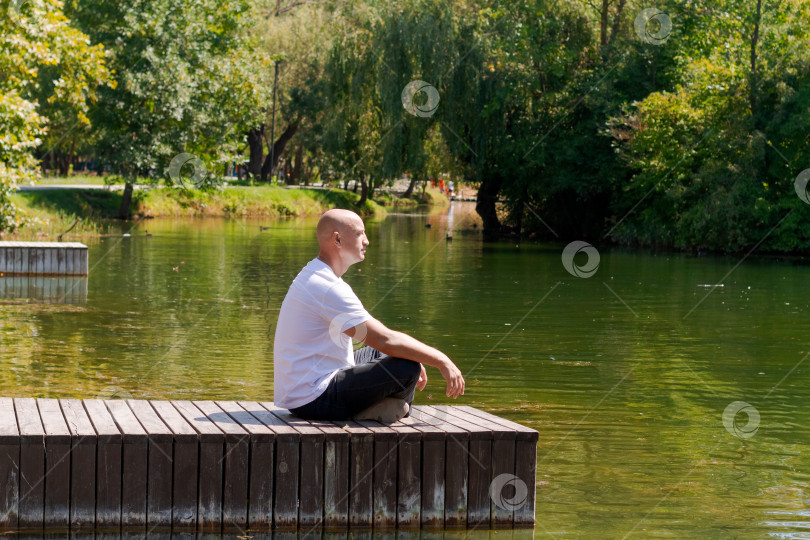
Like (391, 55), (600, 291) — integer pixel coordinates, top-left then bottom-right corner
(2, 201), (810, 538)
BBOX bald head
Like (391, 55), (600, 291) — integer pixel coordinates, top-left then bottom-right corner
(317, 209), (363, 247)
(316, 209), (369, 276)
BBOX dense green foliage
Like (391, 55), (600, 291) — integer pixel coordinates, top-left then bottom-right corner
(63, 0), (269, 185)
(4, 0), (810, 251)
(0, 0), (111, 230)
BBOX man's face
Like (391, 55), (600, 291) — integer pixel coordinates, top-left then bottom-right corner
(340, 217), (369, 265)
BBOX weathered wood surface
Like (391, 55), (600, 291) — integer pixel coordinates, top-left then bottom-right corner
(0, 399), (537, 532)
(0, 242), (88, 276)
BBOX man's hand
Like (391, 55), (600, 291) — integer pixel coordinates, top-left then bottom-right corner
(417, 364), (427, 391)
(439, 359), (465, 398)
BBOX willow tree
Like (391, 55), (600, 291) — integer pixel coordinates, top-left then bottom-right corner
(372, 0), (458, 193)
(316, 0), (461, 201)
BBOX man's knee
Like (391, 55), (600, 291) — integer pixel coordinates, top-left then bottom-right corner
(381, 356), (421, 384)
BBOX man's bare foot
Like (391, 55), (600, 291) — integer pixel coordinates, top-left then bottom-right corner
(353, 398), (409, 424)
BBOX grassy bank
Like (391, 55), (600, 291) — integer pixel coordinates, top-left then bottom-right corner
(135, 185), (386, 218)
(3, 184), (447, 240)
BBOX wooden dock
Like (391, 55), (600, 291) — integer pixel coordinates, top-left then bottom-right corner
(0, 242), (88, 276)
(0, 399), (537, 533)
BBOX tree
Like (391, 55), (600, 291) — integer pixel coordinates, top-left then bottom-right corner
(607, 0), (810, 251)
(66, 0), (270, 216)
(0, 0), (111, 231)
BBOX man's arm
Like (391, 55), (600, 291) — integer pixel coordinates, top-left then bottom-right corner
(345, 317), (465, 398)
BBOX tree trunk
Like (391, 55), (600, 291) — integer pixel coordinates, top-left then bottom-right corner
(118, 182), (134, 219)
(514, 184), (529, 236)
(402, 175), (418, 198)
(367, 177), (376, 200)
(357, 173), (368, 205)
(60, 138), (76, 176)
(291, 142), (303, 184)
(750, 0), (762, 119)
(607, 0), (626, 50)
(261, 122), (299, 182)
(599, 0), (609, 47)
(247, 127), (264, 178)
(476, 174), (503, 240)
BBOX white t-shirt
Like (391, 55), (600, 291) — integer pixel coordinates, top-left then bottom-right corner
(273, 258), (372, 409)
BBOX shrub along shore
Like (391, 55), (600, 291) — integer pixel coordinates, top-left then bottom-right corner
(3, 184), (448, 241)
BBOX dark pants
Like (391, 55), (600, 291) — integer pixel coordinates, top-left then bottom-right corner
(290, 347), (421, 420)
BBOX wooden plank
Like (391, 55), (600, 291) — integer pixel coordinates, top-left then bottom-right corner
(411, 406), (469, 529)
(172, 400), (225, 532)
(400, 415), (446, 529)
(44, 248), (53, 275)
(0, 398), (20, 531)
(380, 419), (422, 529)
(71, 248), (81, 276)
(330, 420), (374, 529)
(514, 439), (537, 527)
(303, 418), (349, 531)
(38, 398), (71, 529)
(59, 399), (97, 530)
(216, 401), (275, 531)
(456, 406), (539, 440)
(27, 247), (38, 275)
(105, 400), (148, 531)
(491, 436), (517, 527)
(127, 400), (173, 532)
(83, 399), (122, 531)
(193, 401), (249, 532)
(41, 248), (53, 275)
(238, 401), (300, 530)
(149, 401), (198, 530)
(64, 246), (74, 276)
(262, 403), (326, 529)
(55, 247), (66, 276)
(78, 247), (89, 275)
(43, 247), (53, 275)
(15, 398), (45, 531)
(37, 399), (70, 530)
(352, 419), (397, 529)
(0, 247), (5, 274)
(14, 247), (27, 274)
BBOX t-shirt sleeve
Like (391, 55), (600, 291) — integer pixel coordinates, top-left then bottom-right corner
(321, 280), (372, 336)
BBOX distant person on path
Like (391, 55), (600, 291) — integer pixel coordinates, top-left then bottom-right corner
(273, 209), (465, 423)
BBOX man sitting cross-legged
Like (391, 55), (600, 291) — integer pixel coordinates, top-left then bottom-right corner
(273, 209), (465, 423)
